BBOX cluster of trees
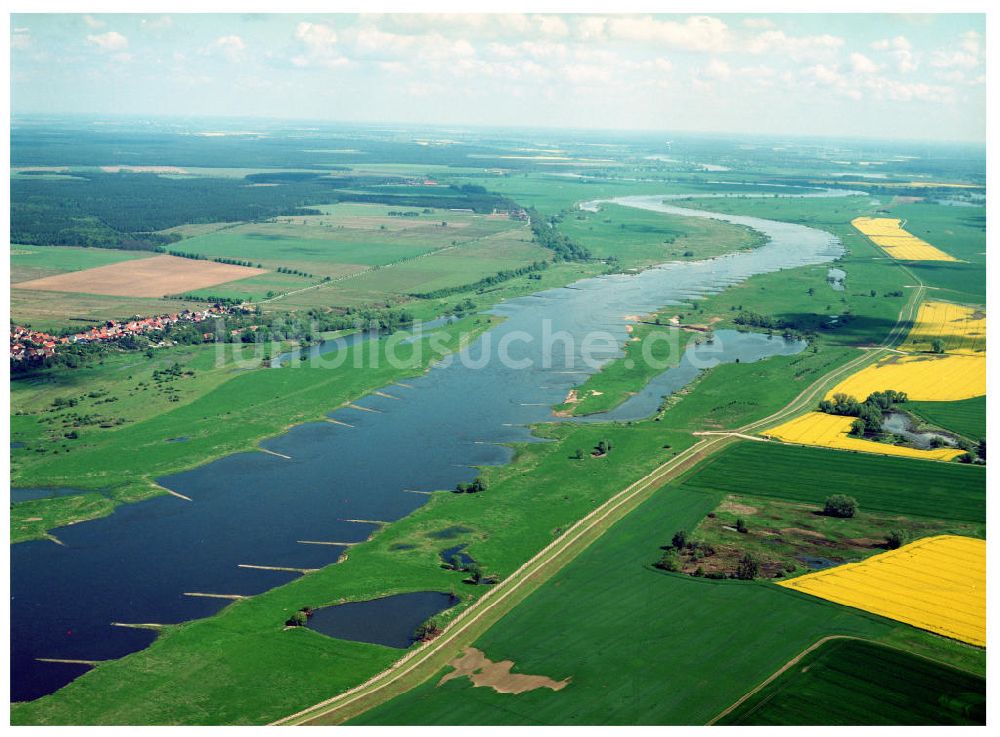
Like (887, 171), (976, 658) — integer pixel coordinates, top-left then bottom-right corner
(284, 606), (314, 627)
(818, 390), (907, 437)
(387, 210), (425, 217)
(733, 310), (790, 331)
(526, 208), (591, 261)
(413, 618), (442, 642)
(653, 527), (759, 580)
(410, 260), (550, 300)
(453, 476), (487, 494)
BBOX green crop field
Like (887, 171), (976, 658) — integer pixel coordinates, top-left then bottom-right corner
(908, 397), (986, 441)
(351, 485), (897, 726)
(674, 441), (985, 523)
(718, 638), (985, 725)
(10, 245), (155, 283)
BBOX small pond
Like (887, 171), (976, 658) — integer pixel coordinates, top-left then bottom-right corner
(305, 591), (458, 648)
(882, 411), (957, 450)
(827, 268), (846, 291)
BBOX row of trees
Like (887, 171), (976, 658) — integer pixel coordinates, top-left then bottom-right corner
(409, 260), (550, 300)
(526, 208), (591, 261)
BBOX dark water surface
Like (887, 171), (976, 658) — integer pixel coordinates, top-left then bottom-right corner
(10, 188), (855, 701)
(305, 592), (458, 648)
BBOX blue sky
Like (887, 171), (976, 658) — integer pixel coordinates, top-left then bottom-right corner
(10, 13), (987, 141)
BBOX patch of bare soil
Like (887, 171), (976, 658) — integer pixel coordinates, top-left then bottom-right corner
(719, 498), (759, 516)
(14, 254), (266, 298)
(780, 527), (826, 539)
(438, 647), (571, 695)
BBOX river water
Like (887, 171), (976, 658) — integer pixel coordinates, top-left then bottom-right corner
(10, 187), (857, 702)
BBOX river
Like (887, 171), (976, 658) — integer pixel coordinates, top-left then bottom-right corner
(10, 186), (860, 702)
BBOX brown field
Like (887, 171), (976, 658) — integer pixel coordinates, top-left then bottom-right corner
(438, 647), (571, 695)
(13, 254), (266, 298)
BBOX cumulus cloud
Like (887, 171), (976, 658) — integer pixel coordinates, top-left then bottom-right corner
(602, 15), (731, 52)
(140, 16), (174, 31)
(871, 35), (917, 73)
(292, 22), (351, 69)
(929, 32), (983, 71)
(83, 15), (105, 29)
(850, 53), (879, 75)
(87, 31), (128, 52)
(209, 35), (247, 63)
(742, 18), (775, 29)
(704, 59), (732, 80)
(745, 30), (844, 60)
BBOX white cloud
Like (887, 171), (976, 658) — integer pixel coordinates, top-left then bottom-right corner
(850, 53), (879, 75)
(87, 31), (128, 52)
(745, 30), (844, 60)
(871, 35), (916, 73)
(12, 30), (31, 50)
(742, 18), (775, 29)
(929, 32), (983, 71)
(83, 15), (105, 29)
(141, 16), (174, 31)
(296, 22), (338, 51)
(704, 59), (732, 80)
(602, 15), (732, 53)
(210, 35), (247, 63)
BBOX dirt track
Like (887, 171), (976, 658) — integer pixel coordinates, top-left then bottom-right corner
(14, 254), (265, 297)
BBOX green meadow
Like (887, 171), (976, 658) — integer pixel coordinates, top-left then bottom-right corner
(908, 396), (986, 442)
(718, 638), (984, 725)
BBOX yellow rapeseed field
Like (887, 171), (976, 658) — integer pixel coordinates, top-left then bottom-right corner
(763, 412), (965, 461)
(778, 535), (985, 647)
(906, 300), (986, 355)
(825, 353), (985, 402)
(852, 217), (958, 261)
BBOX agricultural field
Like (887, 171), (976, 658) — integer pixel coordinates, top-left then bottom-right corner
(14, 254), (265, 298)
(851, 217), (958, 261)
(674, 441), (985, 524)
(826, 353), (984, 402)
(351, 481), (974, 726)
(907, 396), (986, 441)
(763, 412), (966, 461)
(10, 245), (155, 283)
(904, 300), (985, 354)
(717, 638), (985, 726)
(778, 535), (985, 646)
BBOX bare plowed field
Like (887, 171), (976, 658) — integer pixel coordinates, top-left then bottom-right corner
(14, 254), (266, 297)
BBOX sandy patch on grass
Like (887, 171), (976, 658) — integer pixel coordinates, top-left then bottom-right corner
(14, 254), (266, 298)
(781, 527), (827, 540)
(719, 498), (759, 516)
(438, 647), (570, 695)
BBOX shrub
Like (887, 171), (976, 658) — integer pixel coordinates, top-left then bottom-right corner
(654, 550), (682, 572)
(735, 518), (748, 534)
(671, 529), (689, 549)
(885, 530), (907, 550)
(823, 494), (858, 518)
(735, 552), (760, 580)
